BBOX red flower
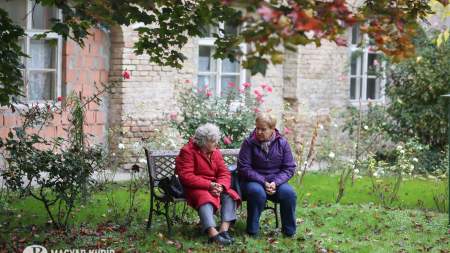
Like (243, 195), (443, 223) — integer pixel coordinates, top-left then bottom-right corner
(122, 70), (131, 79)
(223, 136), (232, 145)
(57, 96), (63, 102)
(206, 90), (213, 97)
(243, 82), (252, 88)
(228, 82), (236, 88)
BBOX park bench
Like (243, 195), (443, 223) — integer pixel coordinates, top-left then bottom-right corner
(144, 148), (279, 235)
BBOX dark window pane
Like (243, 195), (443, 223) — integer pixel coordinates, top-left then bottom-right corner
(350, 78), (357, 99)
(351, 25), (360, 45)
(350, 51), (362, 76)
(224, 22), (238, 36)
(199, 46), (214, 72)
(366, 78), (380, 99)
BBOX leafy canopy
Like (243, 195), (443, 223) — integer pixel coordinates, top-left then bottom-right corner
(0, 0), (448, 106)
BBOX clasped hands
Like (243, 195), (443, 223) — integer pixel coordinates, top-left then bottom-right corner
(264, 181), (276, 195)
(209, 182), (223, 197)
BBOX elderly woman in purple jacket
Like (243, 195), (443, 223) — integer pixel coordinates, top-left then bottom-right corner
(237, 113), (297, 237)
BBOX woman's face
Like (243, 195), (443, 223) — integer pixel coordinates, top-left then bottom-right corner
(203, 139), (218, 153)
(255, 121), (275, 142)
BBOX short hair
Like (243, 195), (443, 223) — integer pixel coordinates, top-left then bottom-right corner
(255, 112), (277, 128)
(193, 123), (221, 148)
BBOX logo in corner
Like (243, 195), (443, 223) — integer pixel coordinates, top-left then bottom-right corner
(23, 245), (47, 253)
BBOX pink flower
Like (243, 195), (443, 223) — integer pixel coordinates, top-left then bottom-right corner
(256, 95), (264, 103)
(284, 127), (292, 135)
(257, 5), (276, 22)
(261, 83), (268, 89)
(265, 85), (273, 93)
(206, 90), (213, 97)
(228, 82), (236, 88)
(122, 70), (130, 79)
(254, 89), (262, 96)
(184, 79), (191, 84)
(243, 82), (252, 89)
(266, 109), (272, 112)
(223, 136), (232, 145)
(373, 59), (380, 66)
(238, 88), (245, 93)
(254, 108), (260, 113)
(169, 112), (177, 120)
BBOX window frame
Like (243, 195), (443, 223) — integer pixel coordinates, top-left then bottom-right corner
(348, 26), (386, 104)
(197, 23), (248, 96)
(11, 0), (63, 103)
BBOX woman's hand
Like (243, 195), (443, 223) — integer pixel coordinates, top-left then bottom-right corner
(210, 182), (223, 197)
(264, 182), (276, 195)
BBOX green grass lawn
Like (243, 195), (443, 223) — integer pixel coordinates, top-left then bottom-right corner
(0, 173), (448, 252)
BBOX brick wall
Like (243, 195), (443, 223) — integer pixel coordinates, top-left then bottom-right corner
(0, 28), (110, 146)
(109, 24), (354, 168)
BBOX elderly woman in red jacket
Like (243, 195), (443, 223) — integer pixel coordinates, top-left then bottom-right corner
(175, 123), (240, 245)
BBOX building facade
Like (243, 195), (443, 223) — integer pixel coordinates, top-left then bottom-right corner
(0, 1), (385, 169)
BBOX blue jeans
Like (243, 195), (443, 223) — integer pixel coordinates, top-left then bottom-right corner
(241, 181), (296, 236)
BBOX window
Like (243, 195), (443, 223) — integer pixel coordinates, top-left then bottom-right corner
(197, 23), (247, 96)
(0, 0), (62, 102)
(348, 25), (384, 101)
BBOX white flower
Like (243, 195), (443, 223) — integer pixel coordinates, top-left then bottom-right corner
(412, 158), (419, 163)
(328, 152), (335, 159)
(333, 123), (338, 128)
(112, 153), (116, 156)
(396, 145), (403, 151)
(139, 158), (147, 164)
(319, 124), (324, 130)
(373, 172), (379, 178)
(363, 125), (369, 130)
(400, 150), (405, 154)
(409, 164), (414, 171)
(354, 169), (359, 174)
(118, 143), (125, 149)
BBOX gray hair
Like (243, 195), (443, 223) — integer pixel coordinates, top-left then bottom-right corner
(193, 123), (221, 148)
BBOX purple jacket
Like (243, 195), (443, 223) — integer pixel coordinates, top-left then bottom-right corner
(237, 129), (296, 186)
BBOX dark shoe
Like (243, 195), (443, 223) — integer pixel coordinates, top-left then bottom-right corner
(219, 231), (235, 242)
(283, 232), (296, 237)
(208, 234), (232, 246)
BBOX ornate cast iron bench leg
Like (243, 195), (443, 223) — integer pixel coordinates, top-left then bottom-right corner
(146, 192), (154, 230)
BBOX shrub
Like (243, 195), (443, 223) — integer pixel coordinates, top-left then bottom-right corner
(0, 95), (106, 229)
(385, 29), (450, 150)
(170, 82), (271, 148)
